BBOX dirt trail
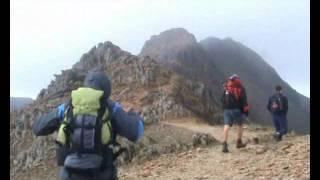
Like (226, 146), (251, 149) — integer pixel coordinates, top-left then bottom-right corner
(119, 119), (310, 180)
(161, 118), (264, 143)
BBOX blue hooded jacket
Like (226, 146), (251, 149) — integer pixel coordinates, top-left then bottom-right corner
(32, 71), (144, 142)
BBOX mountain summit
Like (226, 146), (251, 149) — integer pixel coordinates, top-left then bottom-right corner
(140, 28), (197, 63)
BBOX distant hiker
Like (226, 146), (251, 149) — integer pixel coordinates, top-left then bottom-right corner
(221, 74), (249, 153)
(267, 85), (288, 141)
(32, 70), (144, 180)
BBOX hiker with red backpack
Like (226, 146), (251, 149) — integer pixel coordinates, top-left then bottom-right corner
(221, 74), (249, 153)
(267, 85), (288, 141)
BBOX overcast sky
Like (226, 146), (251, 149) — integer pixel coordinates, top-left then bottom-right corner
(10, 0), (310, 99)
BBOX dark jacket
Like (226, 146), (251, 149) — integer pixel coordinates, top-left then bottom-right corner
(267, 93), (288, 115)
(221, 86), (248, 111)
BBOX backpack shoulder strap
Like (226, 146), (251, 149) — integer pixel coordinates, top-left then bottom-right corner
(61, 99), (74, 127)
(103, 100), (127, 161)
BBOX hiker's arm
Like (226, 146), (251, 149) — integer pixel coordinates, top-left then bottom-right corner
(109, 101), (144, 142)
(241, 88), (248, 106)
(267, 97), (271, 112)
(220, 91), (225, 106)
(283, 96), (288, 114)
(241, 88), (249, 116)
(32, 104), (65, 136)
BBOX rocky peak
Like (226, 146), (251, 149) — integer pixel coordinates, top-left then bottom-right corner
(35, 41), (141, 102)
(199, 37), (222, 48)
(140, 28), (197, 62)
(73, 41), (131, 71)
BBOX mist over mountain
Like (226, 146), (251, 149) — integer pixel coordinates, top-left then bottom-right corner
(10, 97), (33, 111)
(139, 28), (310, 133)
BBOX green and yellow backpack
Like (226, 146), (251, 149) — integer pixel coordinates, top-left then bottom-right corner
(56, 87), (112, 161)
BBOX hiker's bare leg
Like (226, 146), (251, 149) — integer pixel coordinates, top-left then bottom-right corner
(223, 125), (230, 142)
(237, 124), (244, 140)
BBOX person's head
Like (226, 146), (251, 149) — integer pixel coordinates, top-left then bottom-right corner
(229, 74), (242, 87)
(226, 80), (233, 89)
(83, 69), (111, 99)
(223, 82), (227, 90)
(229, 74), (239, 81)
(275, 85), (282, 93)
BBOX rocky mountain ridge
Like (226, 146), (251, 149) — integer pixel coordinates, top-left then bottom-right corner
(10, 28), (310, 179)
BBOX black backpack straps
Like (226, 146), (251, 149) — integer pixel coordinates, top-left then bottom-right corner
(94, 96), (109, 154)
(113, 147), (127, 161)
(105, 100), (116, 143)
(98, 96), (107, 121)
(109, 132), (127, 162)
(64, 99), (73, 123)
(105, 100), (127, 161)
(62, 99), (74, 148)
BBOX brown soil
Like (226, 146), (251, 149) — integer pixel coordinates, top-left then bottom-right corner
(12, 119), (310, 180)
(119, 121), (310, 180)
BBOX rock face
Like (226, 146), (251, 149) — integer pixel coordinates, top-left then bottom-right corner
(140, 28), (310, 134)
(192, 133), (218, 147)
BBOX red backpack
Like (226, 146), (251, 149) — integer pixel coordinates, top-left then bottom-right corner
(225, 79), (242, 101)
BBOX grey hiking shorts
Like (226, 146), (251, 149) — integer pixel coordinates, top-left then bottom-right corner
(223, 109), (245, 126)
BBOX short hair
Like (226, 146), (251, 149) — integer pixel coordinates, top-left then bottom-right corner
(275, 85), (282, 91)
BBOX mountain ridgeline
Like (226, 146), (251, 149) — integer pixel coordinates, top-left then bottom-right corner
(10, 28), (310, 180)
(10, 97), (33, 111)
(35, 28), (309, 133)
(10, 28), (310, 179)
(140, 28), (309, 133)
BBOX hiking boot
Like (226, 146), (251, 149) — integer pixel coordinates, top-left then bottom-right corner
(276, 135), (282, 141)
(273, 132), (282, 142)
(236, 139), (246, 148)
(222, 142), (229, 153)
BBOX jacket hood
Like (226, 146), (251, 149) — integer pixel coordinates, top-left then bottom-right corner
(83, 71), (111, 99)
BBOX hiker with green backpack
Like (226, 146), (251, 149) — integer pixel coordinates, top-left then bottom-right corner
(32, 70), (144, 180)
